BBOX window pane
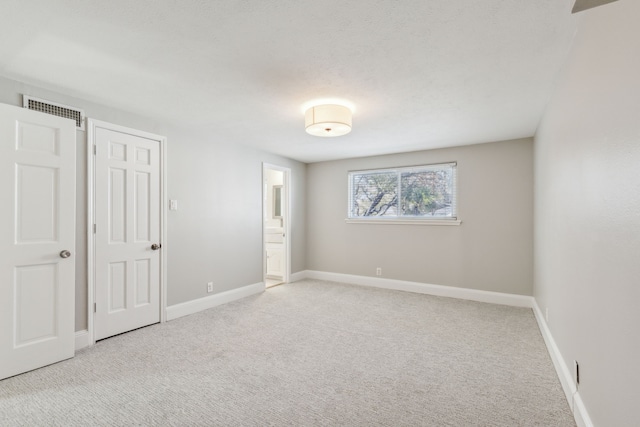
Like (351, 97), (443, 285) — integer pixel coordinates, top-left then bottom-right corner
(351, 171), (398, 217)
(400, 167), (453, 217)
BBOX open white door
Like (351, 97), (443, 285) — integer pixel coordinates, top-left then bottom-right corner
(91, 122), (163, 341)
(263, 164), (291, 287)
(0, 103), (76, 380)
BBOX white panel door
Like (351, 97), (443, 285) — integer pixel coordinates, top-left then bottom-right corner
(0, 103), (76, 380)
(94, 127), (160, 341)
(266, 245), (284, 278)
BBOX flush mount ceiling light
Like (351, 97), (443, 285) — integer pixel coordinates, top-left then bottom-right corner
(304, 104), (353, 137)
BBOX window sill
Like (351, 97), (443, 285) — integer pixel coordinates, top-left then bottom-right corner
(345, 218), (462, 226)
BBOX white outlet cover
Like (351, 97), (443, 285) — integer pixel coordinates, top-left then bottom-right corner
(169, 200), (178, 210)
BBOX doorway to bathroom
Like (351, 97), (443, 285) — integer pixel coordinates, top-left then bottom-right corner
(263, 164), (290, 288)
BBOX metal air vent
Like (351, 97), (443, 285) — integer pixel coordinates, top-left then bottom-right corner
(22, 95), (85, 130)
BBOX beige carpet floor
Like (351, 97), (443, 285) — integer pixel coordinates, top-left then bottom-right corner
(0, 279), (575, 426)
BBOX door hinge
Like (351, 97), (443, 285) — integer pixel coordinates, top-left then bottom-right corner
(93, 224), (96, 234)
(93, 145), (96, 155)
(94, 302), (96, 313)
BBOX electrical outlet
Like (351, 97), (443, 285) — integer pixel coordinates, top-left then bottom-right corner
(376, 267), (382, 276)
(207, 282), (214, 293)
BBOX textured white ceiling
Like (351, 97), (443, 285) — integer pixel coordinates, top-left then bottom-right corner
(0, 0), (578, 162)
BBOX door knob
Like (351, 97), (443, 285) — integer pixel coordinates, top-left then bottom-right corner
(59, 250), (71, 258)
(151, 243), (162, 250)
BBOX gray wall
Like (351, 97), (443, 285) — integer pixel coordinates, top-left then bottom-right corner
(533, 1), (640, 426)
(166, 129), (306, 305)
(306, 139), (533, 295)
(0, 76), (306, 331)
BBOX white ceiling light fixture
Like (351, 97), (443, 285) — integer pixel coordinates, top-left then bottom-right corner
(304, 103), (353, 137)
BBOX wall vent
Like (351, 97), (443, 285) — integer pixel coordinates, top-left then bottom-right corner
(22, 95), (85, 130)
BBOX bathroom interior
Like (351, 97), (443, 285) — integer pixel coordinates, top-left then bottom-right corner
(264, 168), (285, 287)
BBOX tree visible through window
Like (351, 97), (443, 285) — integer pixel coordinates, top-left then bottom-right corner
(348, 163), (457, 219)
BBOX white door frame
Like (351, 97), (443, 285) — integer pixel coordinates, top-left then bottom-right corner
(262, 163), (291, 285)
(86, 119), (167, 346)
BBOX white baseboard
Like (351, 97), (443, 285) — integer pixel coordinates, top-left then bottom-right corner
(573, 392), (593, 427)
(300, 270), (534, 308)
(75, 329), (90, 351)
(532, 300), (593, 427)
(289, 270), (307, 283)
(166, 282), (264, 321)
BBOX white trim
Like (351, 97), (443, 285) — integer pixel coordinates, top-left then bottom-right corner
(86, 119), (168, 346)
(160, 129), (168, 324)
(166, 282), (265, 321)
(262, 163), (292, 285)
(348, 161), (457, 175)
(75, 330), (90, 351)
(532, 300), (576, 408)
(532, 300), (593, 427)
(345, 218), (461, 226)
(86, 121), (96, 345)
(299, 270), (533, 307)
(289, 270), (307, 283)
(573, 392), (593, 427)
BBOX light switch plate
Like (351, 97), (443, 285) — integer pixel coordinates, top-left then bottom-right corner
(169, 200), (178, 211)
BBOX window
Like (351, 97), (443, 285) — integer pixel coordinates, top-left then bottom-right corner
(348, 162), (457, 223)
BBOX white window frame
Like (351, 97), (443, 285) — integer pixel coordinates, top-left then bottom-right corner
(346, 162), (461, 226)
